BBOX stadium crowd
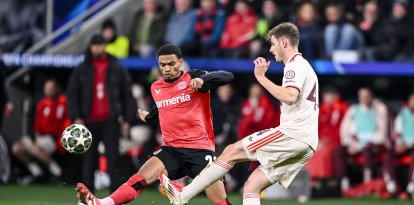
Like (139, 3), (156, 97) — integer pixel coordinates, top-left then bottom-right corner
(1, 0), (414, 201)
(106, 0), (414, 61)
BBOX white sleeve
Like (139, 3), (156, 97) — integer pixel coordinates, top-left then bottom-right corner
(394, 111), (403, 145)
(340, 106), (355, 146)
(372, 101), (388, 145)
(282, 63), (306, 93)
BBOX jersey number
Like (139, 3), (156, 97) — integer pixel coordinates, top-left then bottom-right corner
(205, 155), (217, 164)
(306, 83), (317, 110)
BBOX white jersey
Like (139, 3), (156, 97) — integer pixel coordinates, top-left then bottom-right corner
(278, 53), (319, 151)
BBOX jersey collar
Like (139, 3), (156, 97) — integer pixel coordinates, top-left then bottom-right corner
(286, 53), (302, 64)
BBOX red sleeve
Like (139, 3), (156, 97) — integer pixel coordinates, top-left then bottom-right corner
(33, 100), (44, 134)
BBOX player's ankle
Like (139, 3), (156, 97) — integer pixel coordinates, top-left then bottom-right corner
(100, 197), (115, 205)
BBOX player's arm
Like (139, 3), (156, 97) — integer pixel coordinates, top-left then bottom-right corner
(188, 69), (234, 92)
(138, 105), (158, 125)
(253, 57), (299, 105)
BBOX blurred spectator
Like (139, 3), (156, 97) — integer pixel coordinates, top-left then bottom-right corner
(67, 34), (136, 193)
(324, 3), (364, 58)
(364, 0), (414, 61)
(249, 0), (287, 59)
(0, 47), (13, 126)
(336, 87), (388, 191)
(238, 83), (279, 139)
(122, 84), (155, 169)
(129, 0), (168, 57)
(211, 84), (245, 191)
(164, 0), (196, 47)
(101, 19), (130, 59)
(383, 92), (414, 196)
(306, 87), (348, 179)
(12, 79), (69, 180)
(211, 84), (241, 154)
(358, 1), (382, 47)
(220, 0), (257, 58)
(293, 1), (322, 60)
(182, 0), (226, 57)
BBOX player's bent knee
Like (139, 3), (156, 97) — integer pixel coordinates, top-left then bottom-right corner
(220, 142), (246, 163)
(243, 179), (260, 194)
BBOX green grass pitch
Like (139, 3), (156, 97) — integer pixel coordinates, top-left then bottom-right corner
(0, 185), (412, 205)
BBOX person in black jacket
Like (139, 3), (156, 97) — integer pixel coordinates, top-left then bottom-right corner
(67, 34), (136, 193)
(0, 46), (12, 127)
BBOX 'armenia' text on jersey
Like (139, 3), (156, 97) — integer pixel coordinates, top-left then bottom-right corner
(151, 72), (215, 151)
(279, 53), (319, 151)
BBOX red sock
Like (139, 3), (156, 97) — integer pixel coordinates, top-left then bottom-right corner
(214, 198), (231, 205)
(109, 173), (147, 205)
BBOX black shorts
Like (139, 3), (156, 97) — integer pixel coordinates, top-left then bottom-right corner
(153, 146), (216, 180)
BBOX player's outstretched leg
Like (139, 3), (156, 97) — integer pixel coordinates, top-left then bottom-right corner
(76, 157), (164, 205)
(77, 172), (148, 205)
(160, 141), (249, 204)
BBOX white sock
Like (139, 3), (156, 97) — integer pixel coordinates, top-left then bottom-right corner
(407, 181), (414, 194)
(243, 193), (260, 205)
(49, 161), (62, 177)
(341, 177), (350, 191)
(181, 159), (233, 203)
(363, 168), (371, 182)
(386, 180), (396, 193)
(99, 197), (115, 205)
(27, 162), (42, 177)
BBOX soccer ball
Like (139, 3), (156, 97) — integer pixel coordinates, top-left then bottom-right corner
(61, 124), (92, 154)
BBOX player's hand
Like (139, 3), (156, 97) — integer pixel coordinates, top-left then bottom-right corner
(253, 57), (271, 78)
(347, 146), (359, 155)
(3, 102), (13, 117)
(121, 122), (130, 136)
(395, 144), (407, 154)
(190, 78), (204, 91)
(138, 109), (149, 122)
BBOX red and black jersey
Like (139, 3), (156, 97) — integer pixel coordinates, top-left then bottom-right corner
(146, 70), (233, 151)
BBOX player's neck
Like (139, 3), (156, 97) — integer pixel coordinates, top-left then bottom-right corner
(283, 49), (300, 64)
(164, 71), (183, 83)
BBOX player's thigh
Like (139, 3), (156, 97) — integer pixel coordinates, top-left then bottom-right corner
(219, 140), (251, 164)
(137, 156), (166, 184)
(243, 167), (272, 193)
(204, 180), (227, 203)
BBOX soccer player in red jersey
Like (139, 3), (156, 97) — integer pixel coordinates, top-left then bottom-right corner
(76, 44), (234, 205)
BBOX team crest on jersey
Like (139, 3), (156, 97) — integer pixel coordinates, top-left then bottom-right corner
(177, 81), (187, 90)
(285, 70), (295, 79)
(155, 89), (161, 95)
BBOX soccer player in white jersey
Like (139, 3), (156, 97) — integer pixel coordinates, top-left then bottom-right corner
(160, 22), (319, 205)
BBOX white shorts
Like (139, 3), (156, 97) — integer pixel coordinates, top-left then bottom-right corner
(22, 135), (56, 154)
(242, 127), (314, 188)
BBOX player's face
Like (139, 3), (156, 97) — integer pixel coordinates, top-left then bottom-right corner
(44, 80), (58, 98)
(408, 95), (414, 110)
(158, 54), (183, 80)
(269, 36), (284, 63)
(358, 88), (373, 106)
(90, 44), (107, 58)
